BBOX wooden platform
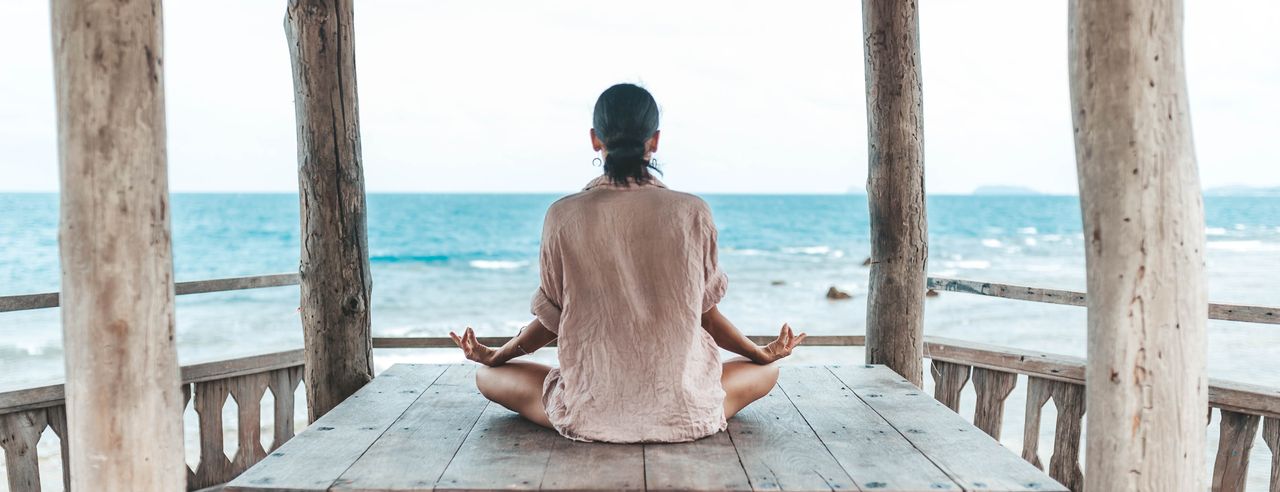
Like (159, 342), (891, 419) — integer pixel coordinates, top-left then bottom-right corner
(226, 364), (1065, 492)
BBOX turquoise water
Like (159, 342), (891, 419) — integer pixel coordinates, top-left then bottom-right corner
(2, 193), (1279, 390)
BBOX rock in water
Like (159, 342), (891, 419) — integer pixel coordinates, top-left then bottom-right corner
(826, 286), (852, 300)
(861, 257), (873, 266)
(771, 280), (786, 286)
(925, 288), (940, 298)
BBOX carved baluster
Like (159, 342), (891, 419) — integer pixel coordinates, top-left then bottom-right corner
(1263, 417), (1278, 492)
(930, 360), (970, 412)
(46, 405), (70, 491)
(269, 366), (304, 450)
(1048, 381), (1085, 492)
(971, 367), (1017, 440)
(230, 373), (270, 474)
(182, 383), (195, 485)
(1209, 409), (1260, 492)
(193, 379), (233, 489)
(1, 409), (49, 491)
(1022, 376), (1053, 470)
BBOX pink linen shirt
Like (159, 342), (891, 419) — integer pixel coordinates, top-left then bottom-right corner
(531, 175), (729, 443)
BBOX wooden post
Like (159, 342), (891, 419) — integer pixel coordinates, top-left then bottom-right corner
(50, 0), (185, 489)
(1070, 0), (1207, 489)
(862, 0), (927, 387)
(285, 0), (374, 421)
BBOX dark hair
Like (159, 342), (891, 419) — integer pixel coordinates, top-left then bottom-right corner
(593, 84), (661, 186)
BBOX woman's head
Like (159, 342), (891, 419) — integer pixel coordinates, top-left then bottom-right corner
(591, 84), (661, 185)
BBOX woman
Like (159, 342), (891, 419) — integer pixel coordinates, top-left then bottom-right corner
(450, 83), (805, 443)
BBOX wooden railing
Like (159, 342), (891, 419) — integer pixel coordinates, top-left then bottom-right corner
(5, 274), (1280, 491)
(925, 277), (1280, 492)
(0, 273), (302, 491)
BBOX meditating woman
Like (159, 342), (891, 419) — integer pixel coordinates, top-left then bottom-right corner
(450, 83), (806, 443)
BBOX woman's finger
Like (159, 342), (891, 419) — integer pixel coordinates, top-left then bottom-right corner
(790, 333), (808, 350)
(449, 331), (464, 348)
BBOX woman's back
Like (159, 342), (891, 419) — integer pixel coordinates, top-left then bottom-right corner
(533, 175), (729, 442)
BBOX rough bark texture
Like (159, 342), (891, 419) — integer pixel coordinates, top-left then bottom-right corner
(50, 0), (185, 489)
(1069, 0), (1208, 489)
(862, 0), (927, 387)
(285, 0), (374, 422)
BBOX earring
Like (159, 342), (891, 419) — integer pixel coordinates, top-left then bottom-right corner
(592, 157), (602, 167)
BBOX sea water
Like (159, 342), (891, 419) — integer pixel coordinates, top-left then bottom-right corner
(2, 193), (1279, 389)
(2, 192), (1280, 489)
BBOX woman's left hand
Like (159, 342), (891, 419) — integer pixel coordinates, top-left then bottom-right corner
(449, 327), (503, 367)
(756, 323), (807, 364)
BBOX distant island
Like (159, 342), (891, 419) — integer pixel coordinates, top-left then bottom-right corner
(971, 185), (1043, 195)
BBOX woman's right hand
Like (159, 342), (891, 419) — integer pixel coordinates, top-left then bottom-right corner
(756, 323), (806, 364)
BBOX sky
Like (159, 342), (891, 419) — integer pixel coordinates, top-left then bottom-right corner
(0, 0), (1276, 194)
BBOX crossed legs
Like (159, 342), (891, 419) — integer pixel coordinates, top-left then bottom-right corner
(474, 358), (780, 430)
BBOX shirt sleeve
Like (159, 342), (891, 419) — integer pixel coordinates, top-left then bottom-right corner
(531, 215), (564, 334)
(702, 217), (729, 313)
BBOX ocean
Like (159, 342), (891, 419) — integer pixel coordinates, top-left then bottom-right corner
(3, 192), (1279, 389)
(2, 192), (1280, 489)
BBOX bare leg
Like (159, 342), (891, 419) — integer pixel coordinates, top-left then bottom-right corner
(475, 361), (554, 428)
(722, 357), (780, 419)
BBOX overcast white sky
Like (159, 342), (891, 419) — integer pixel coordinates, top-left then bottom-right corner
(1, 0), (1276, 194)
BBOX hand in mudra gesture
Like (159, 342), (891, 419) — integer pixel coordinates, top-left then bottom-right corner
(758, 323), (807, 364)
(449, 327), (502, 367)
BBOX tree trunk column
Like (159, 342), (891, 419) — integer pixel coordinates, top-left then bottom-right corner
(285, 0), (374, 421)
(51, 0), (185, 489)
(1070, 0), (1207, 489)
(862, 0), (927, 387)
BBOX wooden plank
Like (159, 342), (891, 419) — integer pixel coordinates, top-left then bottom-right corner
(927, 337), (1280, 419)
(371, 335), (866, 349)
(927, 278), (1086, 308)
(830, 364), (1066, 491)
(1211, 410), (1260, 492)
(184, 350), (304, 385)
(1020, 377), (1053, 471)
(46, 405), (70, 490)
(926, 337), (1086, 384)
(643, 431), (751, 491)
(0, 409), (47, 492)
(175, 273), (299, 295)
(972, 368), (1017, 440)
(1045, 381), (1085, 492)
(0, 350), (302, 414)
(268, 366), (303, 451)
(193, 378), (234, 489)
(434, 404), (559, 491)
(780, 366), (955, 491)
(930, 360), (970, 412)
(226, 364), (447, 491)
(927, 277), (1278, 325)
(0, 273), (299, 313)
(727, 380), (857, 491)
(541, 437), (645, 491)
(1264, 418), (1279, 492)
(334, 365), (489, 490)
(231, 373), (271, 476)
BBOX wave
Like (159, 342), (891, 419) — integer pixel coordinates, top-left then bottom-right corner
(371, 254), (449, 264)
(1206, 227), (1227, 236)
(723, 248), (768, 256)
(1207, 240), (1280, 252)
(948, 260), (991, 269)
(469, 260), (528, 270)
(981, 239), (1003, 248)
(1017, 227), (1038, 235)
(781, 246), (832, 255)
